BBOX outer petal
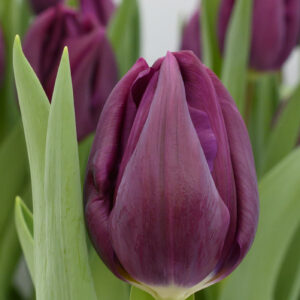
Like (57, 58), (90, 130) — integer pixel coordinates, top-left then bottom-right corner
(181, 10), (202, 59)
(84, 58), (148, 279)
(207, 68), (259, 281)
(80, 0), (115, 26)
(110, 53), (229, 287)
(174, 51), (237, 267)
(30, 0), (63, 14)
(0, 27), (4, 84)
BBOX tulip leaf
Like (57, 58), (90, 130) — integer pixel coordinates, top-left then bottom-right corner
(219, 147), (300, 300)
(0, 122), (28, 238)
(14, 196), (34, 282)
(42, 48), (96, 300)
(130, 287), (155, 300)
(261, 84), (300, 175)
(90, 249), (130, 300)
(201, 0), (222, 75)
(108, 0), (140, 76)
(221, 0), (253, 114)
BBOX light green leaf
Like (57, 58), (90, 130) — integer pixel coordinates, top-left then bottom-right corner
(90, 249), (130, 300)
(219, 147), (300, 300)
(41, 48), (96, 300)
(261, 84), (300, 175)
(221, 0), (253, 114)
(0, 122), (28, 238)
(201, 0), (222, 75)
(108, 0), (140, 76)
(14, 196), (34, 282)
(130, 287), (155, 300)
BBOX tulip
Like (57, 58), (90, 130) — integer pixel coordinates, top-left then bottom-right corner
(180, 10), (202, 59)
(84, 51), (259, 299)
(30, 0), (64, 14)
(23, 4), (118, 141)
(0, 27), (4, 84)
(80, 0), (115, 26)
(219, 0), (300, 71)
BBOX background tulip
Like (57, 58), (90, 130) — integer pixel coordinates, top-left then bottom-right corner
(23, 4), (118, 141)
(29, 0), (64, 14)
(219, 0), (300, 71)
(80, 0), (115, 26)
(0, 27), (4, 84)
(84, 51), (259, 299)
(180, 10), (202, 59)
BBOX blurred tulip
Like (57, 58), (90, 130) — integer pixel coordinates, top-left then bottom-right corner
(30, 0), (64, 14)
(219, 0), (300, 71)
(84, 51), (259, 299)
(80, 0), (115, 26)
(0, 27), (4, 84)
(181, 10), (202, 59)
(23, 4), (118, 141)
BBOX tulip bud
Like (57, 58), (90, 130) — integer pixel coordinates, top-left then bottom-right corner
(0, 27), (4, 84)
(84, 51), (259, 299)
(23, 5), (118, 141)
(80, 0), (115, 26)
(180, 10), (202, 59)
(29, 0), (64, 14)
(219, 0), (300, 71)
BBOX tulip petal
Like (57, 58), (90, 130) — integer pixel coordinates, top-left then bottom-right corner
(110, 53), (229, 287)
(207, 68), (259, 280)
(174, 51), (237, 265)
(84, 58), (149, 279)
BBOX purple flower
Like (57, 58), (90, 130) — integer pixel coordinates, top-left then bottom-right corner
(29, 0), (64, 14)
(181, 10), (202, 59)
(80, 0), (115, 26)
(23, 4), (118, 141)
(0, 27), (4, 84)
(219, 0), (300, 71)
(84, 51), (259, 298)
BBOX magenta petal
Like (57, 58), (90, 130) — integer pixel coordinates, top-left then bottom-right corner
(84, 58), (149, 279)
(208, 68), (259, 279)
(30, 0), (63, 14)
(110, 53), (230, 287)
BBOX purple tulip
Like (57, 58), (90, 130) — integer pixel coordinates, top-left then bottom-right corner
(219, 0), (300, 71)
(181, 10), (202, 59)
(30, 0), (63, 14)
(23, 4), (118, 141)
(80, 0), (115, 26)
(0, 27), (4, 84)
(84, 51), (259, 298)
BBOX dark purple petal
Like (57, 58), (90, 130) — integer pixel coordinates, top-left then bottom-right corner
(80, 0), (115, 26)
(110, 53), (230, 287)
(84, 58), (149, 279)
(181, 9), (202, 59)
(207, 67), (259, 280)
(30, 0), (63, 14)
(0, 27), (5, 84)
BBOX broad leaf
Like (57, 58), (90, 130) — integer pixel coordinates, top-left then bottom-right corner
(42, 48), (96, 300)
(14, 196), (34, 281)
(221, 0), (253, 114)
(219, 148), (300, 300)
(108, 0), (140, 76)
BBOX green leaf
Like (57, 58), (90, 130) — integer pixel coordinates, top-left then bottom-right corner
(14, 196), (34, 282)
(41, 48), (96, 300)
(130, 287), (155, 300)
(221, 0), (253, 114)
(219, 147), (300, 300)
(195, 283), (221, 300)
(0, 122), (28, 238)
(201, 0), (222, 75)
(108, 0), (140, 76)
(90, 249), (130, 300)
(261, 84), (300, 175)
